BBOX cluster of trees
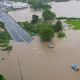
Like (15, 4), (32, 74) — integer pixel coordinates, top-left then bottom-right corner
(29, 0), (51, 10)
(11, 0), (70, 3)
(42, 9), (56, 21)
(0, 21), (12, 52)
(19, 18), (63, 42)
(16, 0), (65, 42)
(18, 5), (65, 42)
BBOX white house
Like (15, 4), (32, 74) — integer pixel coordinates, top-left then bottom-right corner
(12, 2), (28, 9)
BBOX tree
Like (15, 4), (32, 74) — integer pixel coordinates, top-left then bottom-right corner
(42, 4), (51, 9)
(42, 9), (56, 21)
(0, 21), (5, 29)
(31, 15), (39, 24)
(0, 75), (6, 80)
(38, 23), (54, 41)
(54, 20), (62, 32)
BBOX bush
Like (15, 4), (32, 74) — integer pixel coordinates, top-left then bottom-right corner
(57, 32), (66, 38)
(42, 9), (56, 21)
(0, 75), (6, 80)
(54, 20), (63, 32)
(38, 23), (54, 41)
(0, 32), (10, 44)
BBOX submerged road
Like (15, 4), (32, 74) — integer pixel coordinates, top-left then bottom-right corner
(0, 10), (32, 43)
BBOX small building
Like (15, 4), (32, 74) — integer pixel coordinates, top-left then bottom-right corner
(12, 2), (28, 9)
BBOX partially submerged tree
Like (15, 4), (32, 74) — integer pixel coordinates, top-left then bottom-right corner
(42, 9), (56, 21)
(0, 75), (6, 80)
(54, 20), (63, 32)
(38, 23), (54, 41)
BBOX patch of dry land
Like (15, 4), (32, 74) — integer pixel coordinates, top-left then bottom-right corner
(0, 29), (80, 80)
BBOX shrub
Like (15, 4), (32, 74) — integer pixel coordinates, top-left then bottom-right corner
(57, 32), (66, 38)
(0, 75), (6, 80)
(38, 23), (54, 41)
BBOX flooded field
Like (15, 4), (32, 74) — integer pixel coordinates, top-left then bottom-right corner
(1, 30), (80, 80)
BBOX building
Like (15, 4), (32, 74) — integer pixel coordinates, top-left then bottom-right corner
(12, 2), (28, 9)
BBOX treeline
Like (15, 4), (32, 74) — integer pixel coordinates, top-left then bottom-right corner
(10, 0), (70, 3)
(56, 17), (80, 20)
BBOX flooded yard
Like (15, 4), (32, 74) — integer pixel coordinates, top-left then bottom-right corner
(1, 30), (80, 80)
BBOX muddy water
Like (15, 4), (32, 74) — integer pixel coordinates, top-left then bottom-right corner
(8, 8), (42, 22)
(50, 0), (80, 17)
(8, 1), (80, 22)
(1, 30), (80, 80)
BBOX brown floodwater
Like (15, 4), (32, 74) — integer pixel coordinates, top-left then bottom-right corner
(0, 30), (80, 80)
(8, 8), (42, 22)
(8, 0), (80, 22)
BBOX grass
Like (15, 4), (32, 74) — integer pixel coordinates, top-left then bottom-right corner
(65, 20), (80, 30)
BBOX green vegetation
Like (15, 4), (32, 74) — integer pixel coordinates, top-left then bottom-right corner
(12, 0), (70, 3)
(0, 32), (10, 45)
(38, 23), (54, 41)
(0, 21), (12, 51)
(65, 20), (80, 30)
(0, 75), (6, 80)
(54, 20), (63, 32)
(42, 9), (56, 21)
(29, 0), (51, 10)
(57, 32), (66, 38)
(0, 21), (5, 29)
(18, 19), (64, 41)
(18, 22), (36, 35)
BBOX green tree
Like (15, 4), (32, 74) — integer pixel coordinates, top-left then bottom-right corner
(42, 4), (51, 9)
(38, 23), (54, 41)
(42, 9), (56, 21)
(0, 21), (5, 29)
(31, 15), (39, 24)
(54, 20), (62, 32)
(0, 75), (6, 80)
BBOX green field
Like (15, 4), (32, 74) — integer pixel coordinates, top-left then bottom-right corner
(65, 20), (80, 30)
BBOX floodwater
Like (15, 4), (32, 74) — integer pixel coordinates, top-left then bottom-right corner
(50, 0), (80, 18)
(8, 0), (80, 22)
(8, 8), (42, 22)
(1, 30), (80, 80)
(1, 1), (80, 80)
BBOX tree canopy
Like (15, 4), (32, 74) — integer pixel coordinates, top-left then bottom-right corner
(42, 9), (56, 21)
(54, 20), (63, 32)
(38, 23), (54, 41)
